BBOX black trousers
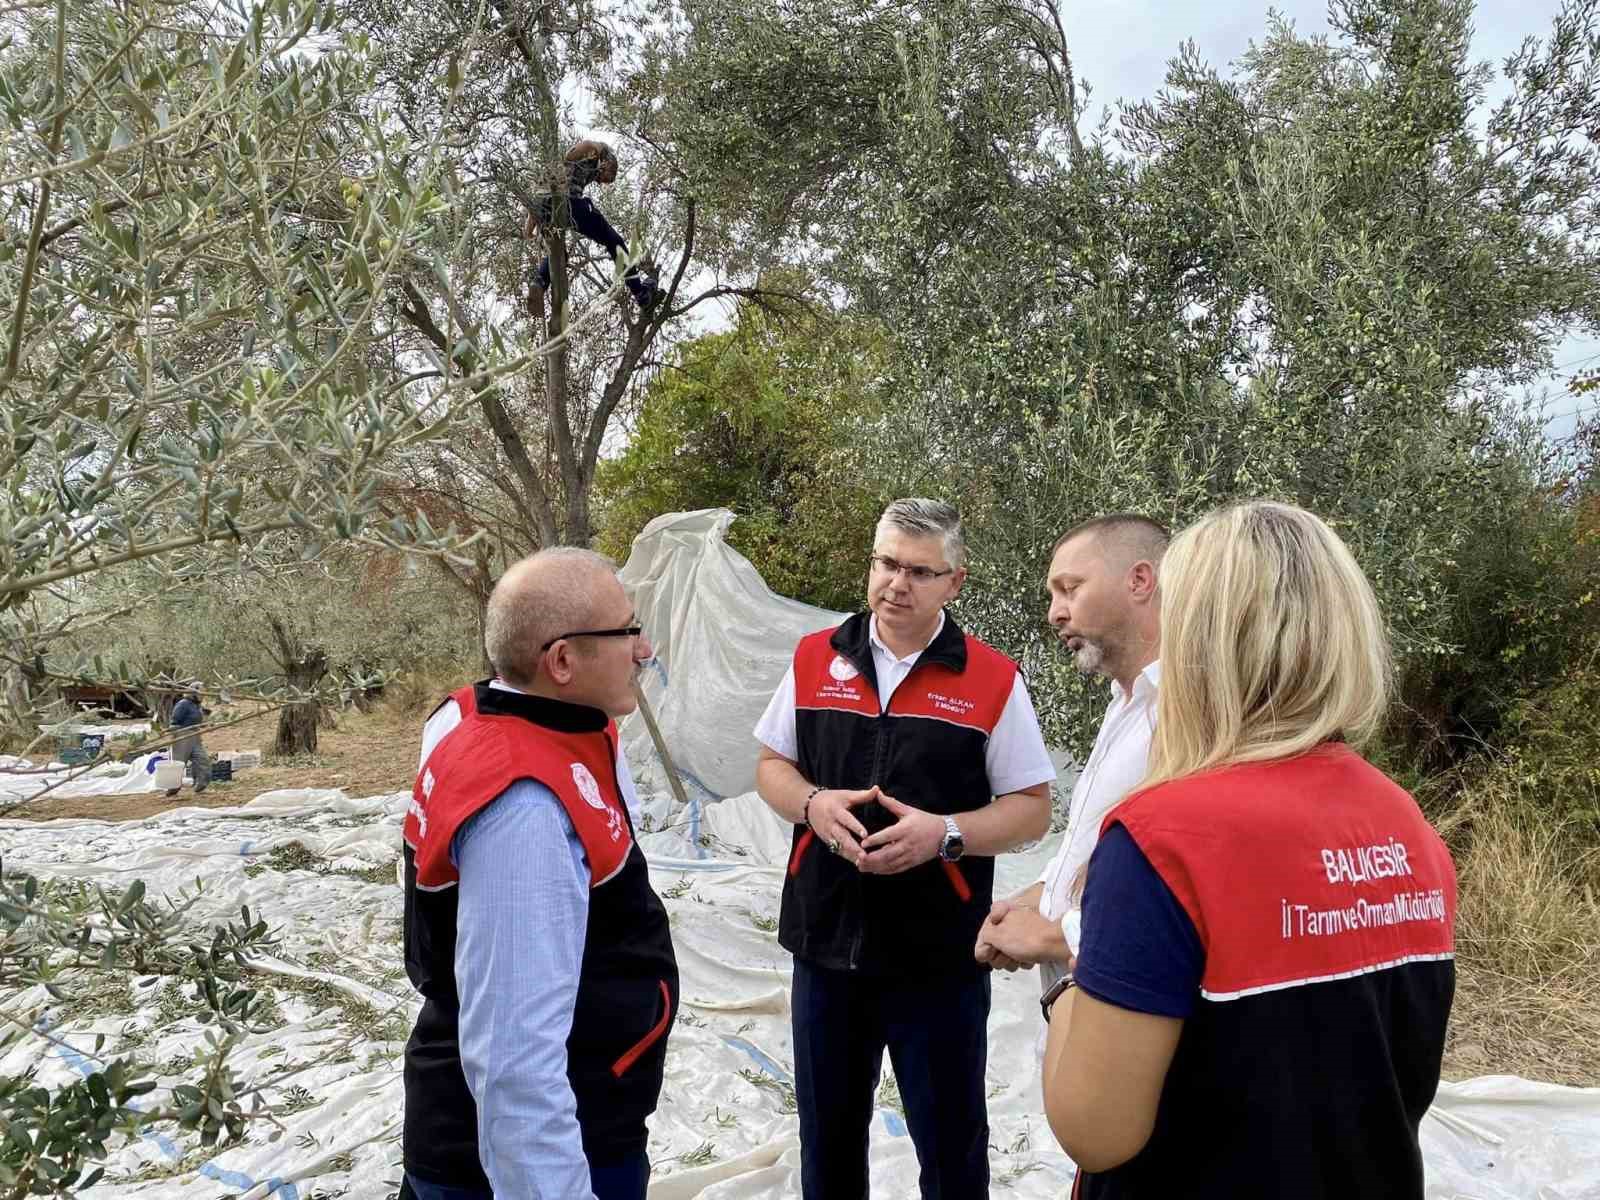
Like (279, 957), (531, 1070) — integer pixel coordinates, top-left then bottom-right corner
(533, 191), (655, 304)
(792, 958), (992, 1199)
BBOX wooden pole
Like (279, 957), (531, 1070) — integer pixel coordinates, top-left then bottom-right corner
(631, 677), (691, 810)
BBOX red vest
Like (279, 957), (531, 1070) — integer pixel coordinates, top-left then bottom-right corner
(1107, 743), (1456, 999)
(782, 611), (1020, 973)
(1079, 744), (1457, 1200)
(791, 625), (1017, 732)
(400, 685), (679, 1186)
(403, 684), (630, 890)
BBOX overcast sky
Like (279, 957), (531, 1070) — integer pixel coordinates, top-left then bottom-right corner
(1063, 0), (1597, 440)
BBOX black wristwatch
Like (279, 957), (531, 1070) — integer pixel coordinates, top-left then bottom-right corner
(1040, 974), (1076, 1023)
(937, 815), (965, 862)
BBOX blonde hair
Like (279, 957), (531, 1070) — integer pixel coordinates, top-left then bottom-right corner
(1143, 501), (1391, 791)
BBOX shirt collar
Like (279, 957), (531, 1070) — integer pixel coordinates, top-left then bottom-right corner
(475, 678), (606, 732)
(1111, 658), (1161, 705)
(868, 610), (945, 663)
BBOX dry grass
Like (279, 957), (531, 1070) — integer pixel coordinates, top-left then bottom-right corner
(1438, 786), (1600, 1085)
(382, 658), (477, 717)
(10, 701), (424, 822)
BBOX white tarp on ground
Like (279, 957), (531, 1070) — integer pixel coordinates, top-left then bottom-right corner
(3, 789), (1598, 1200)
(0, 751), (170, 805)
(3, 510), (1597, 1197)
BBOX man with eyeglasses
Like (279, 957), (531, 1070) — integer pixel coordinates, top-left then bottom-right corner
(400, 548), (676, 1200)
(754, 498), (1056, 1199)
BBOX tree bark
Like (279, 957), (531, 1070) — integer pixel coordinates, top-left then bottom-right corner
(266, 615), (327, 756)
(273, 646), (327, 756)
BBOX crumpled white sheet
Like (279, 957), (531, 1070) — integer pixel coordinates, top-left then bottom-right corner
(0, 750), (171, 805)
(617, 508), (844, 804)
(4, 787), (1598, 1200)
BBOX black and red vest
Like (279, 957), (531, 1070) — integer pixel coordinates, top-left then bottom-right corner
(781, 611), (1019, 974)
(401, 683), (678, 1187)
(1077, 744), (1456, 1200)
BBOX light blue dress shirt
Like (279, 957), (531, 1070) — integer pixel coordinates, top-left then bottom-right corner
(450, 780), (598, 1200)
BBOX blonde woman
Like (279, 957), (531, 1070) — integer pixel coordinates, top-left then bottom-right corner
(1040, 501), (1456, 1200)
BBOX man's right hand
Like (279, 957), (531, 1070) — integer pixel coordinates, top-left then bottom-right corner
(808, 785), (879, 868)
(976, 898), (1027, 971)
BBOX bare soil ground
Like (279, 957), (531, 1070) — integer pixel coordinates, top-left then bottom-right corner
(11, 705), (1597, 1087)
(12, 705), (420, 822)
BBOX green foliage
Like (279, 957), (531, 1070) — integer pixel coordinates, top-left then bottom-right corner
(1496, 645), (1600, 839)
(1389, 421), (1600, 767)
(0, 873), (278, 1198)
(0, 0), (486, 745)
(596, 301), (890, 611)
(756, 0), (1600, 757)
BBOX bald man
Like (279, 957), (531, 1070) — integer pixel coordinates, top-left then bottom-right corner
(975, 515), (1167, 1018)
(400, 548), (677, 1200)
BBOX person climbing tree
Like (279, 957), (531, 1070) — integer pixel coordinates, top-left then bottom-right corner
(525, 139), (663, 317)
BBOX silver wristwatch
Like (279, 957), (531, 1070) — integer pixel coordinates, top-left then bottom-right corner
(937, 815), (965, 862)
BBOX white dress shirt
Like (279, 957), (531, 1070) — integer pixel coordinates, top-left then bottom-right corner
(1037, 660), (1161, 993)
(753, 613), (1057, 797)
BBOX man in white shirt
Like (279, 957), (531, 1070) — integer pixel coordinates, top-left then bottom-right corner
(754, 498), (1056, 1199)
(974, 515), (1168, 1001)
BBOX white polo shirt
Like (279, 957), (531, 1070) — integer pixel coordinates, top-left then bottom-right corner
(754, 613), (1057, 797)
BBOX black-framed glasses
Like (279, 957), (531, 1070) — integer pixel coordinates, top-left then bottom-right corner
(541, 624), (644, 651)
(870, 554), (955, 584)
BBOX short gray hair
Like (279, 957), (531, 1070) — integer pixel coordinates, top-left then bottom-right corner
(876, 497), (965, 569)
(483, 547), (617, 687)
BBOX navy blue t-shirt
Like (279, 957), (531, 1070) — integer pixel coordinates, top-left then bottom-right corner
(1073, 822), (1204, 1018)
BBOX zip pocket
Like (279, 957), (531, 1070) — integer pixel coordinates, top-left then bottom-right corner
(788, 828), (816, 877)
(611, 979), (673, 1078)
(941, 859), (973, 902)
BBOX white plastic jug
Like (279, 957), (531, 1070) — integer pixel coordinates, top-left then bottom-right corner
(153, 759), (184, 789)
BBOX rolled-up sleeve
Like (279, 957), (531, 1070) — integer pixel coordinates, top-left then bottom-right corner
(451, 780), (596, 1199)
(986, 674), (1057, 796)
(753, 664), (799, 761)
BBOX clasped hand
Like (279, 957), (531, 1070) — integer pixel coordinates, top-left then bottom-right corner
(974, 899), (1073, 973)
(808, 787), (944, 874)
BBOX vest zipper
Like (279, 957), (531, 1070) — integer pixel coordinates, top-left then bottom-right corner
(610, 979), (673, 1077)
(849, 669), (896, 972)
(877, 660), (974, 905)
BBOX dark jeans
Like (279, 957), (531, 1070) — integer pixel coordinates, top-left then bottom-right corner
(792, 958), (991, 1200)
(400, 1153), (648, 1200)
(533, 191), (657, 305)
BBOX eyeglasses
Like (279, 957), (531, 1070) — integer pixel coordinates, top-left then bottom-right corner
(541, 624), (644, 651)
(870, 554), (955, 585)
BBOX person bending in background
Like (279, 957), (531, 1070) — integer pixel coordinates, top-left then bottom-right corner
(1040, 501), (1457, 1200)
(167, 681), (210, 797)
